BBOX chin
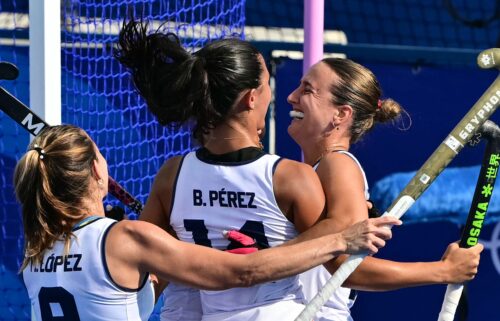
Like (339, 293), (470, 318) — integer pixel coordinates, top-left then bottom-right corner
(287, 124), (299, 142)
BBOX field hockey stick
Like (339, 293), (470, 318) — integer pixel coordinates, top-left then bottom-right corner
(0, 62), (144, 214)
(295, 48), (500, 321)
(437, 120), (500, 321)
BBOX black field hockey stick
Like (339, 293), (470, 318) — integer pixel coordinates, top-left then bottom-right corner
(437, 120), (500, 321)
(295, 48), (500, 321)
(0, 63), (144, 214)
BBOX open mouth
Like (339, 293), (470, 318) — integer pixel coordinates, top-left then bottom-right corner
(289, 110), (304, 119)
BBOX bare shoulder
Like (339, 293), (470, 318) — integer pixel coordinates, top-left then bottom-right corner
(318, 152), (368, 224)
(318, 152), (361, 172)
(273, 158), (325, 231)
(154, 155), (184, 187)
(317, 152), (364, 185)
(109, 220), (171, 246)
(141, 155), (184, 226)
(273, 158), (318, 183)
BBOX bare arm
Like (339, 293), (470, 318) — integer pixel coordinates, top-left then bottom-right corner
(313, 154), (483, 290)
(272, 159), (326, 233)
(105, 217), (397, 291)
(138, 156), (183, 297)
(284, 153), (367, 245)
(139, 156), (183, 230)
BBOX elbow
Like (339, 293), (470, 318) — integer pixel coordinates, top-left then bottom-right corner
(203, 266), (259, 291)
(235, 267), (260, 288)
(230, 263), (265, 288)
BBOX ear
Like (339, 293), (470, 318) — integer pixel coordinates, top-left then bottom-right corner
(92, 159), (102, 181)
(333, 104), (353, 125)
(241, 88), (257, 111)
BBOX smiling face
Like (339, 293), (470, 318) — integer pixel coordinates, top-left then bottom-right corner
(287, 61), (340, 146)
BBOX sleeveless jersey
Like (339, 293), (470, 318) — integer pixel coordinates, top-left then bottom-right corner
(299, 150), (369, 321)
(167, 147), (303, 321)
(23, 217), (155, 321)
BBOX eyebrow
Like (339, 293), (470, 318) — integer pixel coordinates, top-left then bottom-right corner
(301, 80), (314, 88)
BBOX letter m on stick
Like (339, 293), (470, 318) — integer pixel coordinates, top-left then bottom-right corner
(21, 113), (45, 135)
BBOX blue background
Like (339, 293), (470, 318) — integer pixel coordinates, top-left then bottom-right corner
(1, 0), (500, 319)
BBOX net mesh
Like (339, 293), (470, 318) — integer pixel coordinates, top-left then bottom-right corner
(1, 0), (499, 319)
(61, 0), (245, 219)
(0, 0), (244, 319)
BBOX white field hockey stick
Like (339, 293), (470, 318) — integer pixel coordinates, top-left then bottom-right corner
(437, 120), (500, 321)
(295, 48), (500, 321)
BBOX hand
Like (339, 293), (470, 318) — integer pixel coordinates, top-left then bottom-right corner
(441, 242), (483, 283)
(341, 216), (402, 255)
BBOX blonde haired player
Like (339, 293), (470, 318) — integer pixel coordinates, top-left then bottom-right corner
(17, 125), (398, 321)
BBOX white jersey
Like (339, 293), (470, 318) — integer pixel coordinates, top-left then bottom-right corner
(23, 217), (155, 321)
(300, 150), (369, 321)
(167, 147), (303, 321)
(160, 283), (202, 321)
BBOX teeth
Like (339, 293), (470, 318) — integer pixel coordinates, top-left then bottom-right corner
(289, 110), (304, 119)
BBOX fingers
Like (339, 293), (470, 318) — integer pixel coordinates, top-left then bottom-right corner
(371, 226), (393, 241)
(367, 234), (386, 255)
(343, 218), (397, 255)
(370, 215), (403, 228)
(472, 243), (484, 253)
(443, 242), (483, 283)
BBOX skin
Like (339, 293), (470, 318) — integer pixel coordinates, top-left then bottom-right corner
(286, 61), (483, 290)
(82, 135), (400, 293)
(139, 55), (402, 298)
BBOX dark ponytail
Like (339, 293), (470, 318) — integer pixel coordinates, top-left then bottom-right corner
(116, 20), (263, 143)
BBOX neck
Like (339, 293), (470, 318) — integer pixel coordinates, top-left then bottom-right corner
(80, 191), (106, 218)
(302, 138), (350, 166)
(204, 122), (261, 153)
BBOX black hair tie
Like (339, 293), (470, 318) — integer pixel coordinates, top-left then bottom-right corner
(32, 144), (46, 160)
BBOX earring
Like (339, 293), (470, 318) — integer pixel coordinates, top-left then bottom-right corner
(97, 178), (104, 185)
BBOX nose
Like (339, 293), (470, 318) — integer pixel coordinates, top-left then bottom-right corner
(287, 87), (299, 105)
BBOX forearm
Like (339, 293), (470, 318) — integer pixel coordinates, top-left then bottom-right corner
(342, 256), (446, 291)
(149, 232), (345, 291)
(285, 218), (338, 246)
(243, 233), (346, 285)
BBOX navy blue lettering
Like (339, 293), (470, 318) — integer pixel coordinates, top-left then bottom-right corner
(193, 189), (203, 206)
(64, 255), (73, 272)
(185, 220), (269, 250)
(218, 189), (228, 207)
(39, 287), (81, 320)
(209, 191), (218, 206)
(237, 192), (247, 208)
(239, 220), (270, 249)
(184, 219), (212, 247)
(227, 191), (238, 207)
(247, 192), (257, 209)
(53, 256), (64, 272)
(73, 254), (82, 271)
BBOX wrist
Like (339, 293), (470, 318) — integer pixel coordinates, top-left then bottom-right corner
(431, 260), (448, 284)
(333, 233), (348, 256)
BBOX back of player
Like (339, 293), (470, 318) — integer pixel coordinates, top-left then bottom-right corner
(23, 217), (154, 321)
(169, 147), (305, 321)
